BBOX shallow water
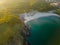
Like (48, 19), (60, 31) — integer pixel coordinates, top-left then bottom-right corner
(19, 11), (60, 23)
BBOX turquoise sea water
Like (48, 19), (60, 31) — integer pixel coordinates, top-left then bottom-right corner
(26, 16), (60, 45)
